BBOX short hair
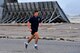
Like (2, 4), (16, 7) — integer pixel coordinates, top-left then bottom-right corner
(33, 10), (38, 14)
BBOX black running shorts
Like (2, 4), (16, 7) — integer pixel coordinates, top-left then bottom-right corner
(31, 28), (38, 35)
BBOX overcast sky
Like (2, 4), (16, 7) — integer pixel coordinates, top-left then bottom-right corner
(18, 0), (80, 16)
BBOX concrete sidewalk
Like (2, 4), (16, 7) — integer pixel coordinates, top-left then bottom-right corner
(0, 23), (80, 41)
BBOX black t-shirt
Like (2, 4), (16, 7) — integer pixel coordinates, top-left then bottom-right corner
(29, 16), (41, 30)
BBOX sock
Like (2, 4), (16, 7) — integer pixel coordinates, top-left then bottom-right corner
(25, 42), (29, 45)
(34, 44), (38, 46)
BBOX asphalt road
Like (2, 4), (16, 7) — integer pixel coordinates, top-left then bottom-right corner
(0, 39), (80, 53)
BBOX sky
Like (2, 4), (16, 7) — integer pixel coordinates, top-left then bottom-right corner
(18, 0), (80, 16)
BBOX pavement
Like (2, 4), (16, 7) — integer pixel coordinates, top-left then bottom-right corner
(0, 39), (80, 53)
(0, 23), (80, 41)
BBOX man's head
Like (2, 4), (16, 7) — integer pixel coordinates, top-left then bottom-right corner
(33, 10), (39, 17)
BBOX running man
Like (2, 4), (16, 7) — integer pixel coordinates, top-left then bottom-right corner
(25, 10), (42, 50)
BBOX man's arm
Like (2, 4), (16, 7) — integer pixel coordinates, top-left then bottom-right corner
(27, 21), (32, 32)
(39, 17), (42, 27)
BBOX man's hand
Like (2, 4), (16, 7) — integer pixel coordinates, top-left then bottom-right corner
(39, 23), (42, 27)
(29, 29), (32, 32)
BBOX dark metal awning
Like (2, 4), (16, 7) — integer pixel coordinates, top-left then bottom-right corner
(1, 1), (70, 23)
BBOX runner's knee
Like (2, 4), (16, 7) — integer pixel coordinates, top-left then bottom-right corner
(34, 32), (39, 38)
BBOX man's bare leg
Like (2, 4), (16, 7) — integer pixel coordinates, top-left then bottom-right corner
(34, 32), (39, 50)
(25, 35), (35, 49)
(34, 32), (39, 44)
(27, 35), (35, 43)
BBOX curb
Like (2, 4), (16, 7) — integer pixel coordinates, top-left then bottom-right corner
(0, 36), (75, 42)
(0, 23), (64, 26)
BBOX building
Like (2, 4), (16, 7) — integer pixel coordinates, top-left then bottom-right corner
(0, 0), (70, 23)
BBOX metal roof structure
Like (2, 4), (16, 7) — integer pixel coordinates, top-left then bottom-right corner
(0, 0), (70, 23)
